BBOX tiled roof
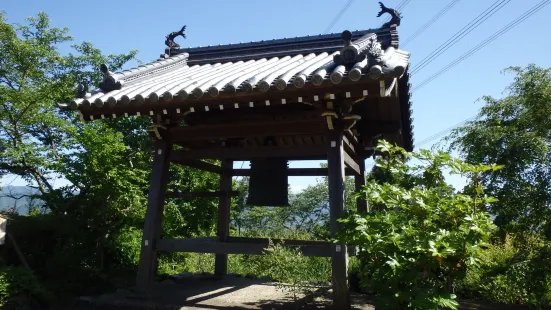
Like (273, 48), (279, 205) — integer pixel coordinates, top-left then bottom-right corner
(62, 27), (410, 111)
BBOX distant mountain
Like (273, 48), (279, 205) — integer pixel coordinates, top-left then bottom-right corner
(0, 186), (43, 215)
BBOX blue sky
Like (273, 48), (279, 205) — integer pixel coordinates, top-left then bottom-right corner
(2, 0), (551, 192)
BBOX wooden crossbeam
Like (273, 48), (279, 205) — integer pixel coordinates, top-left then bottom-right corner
(156, 236), (357, 257)
(343, 151), (362, 176)
(169, 119), (327, 142)
(156, 237), (334, 257)
(166, 191), (239, 199)
(175, 159), (224, 173)
(231, 167), (357, 176)
(170, 145), (327, 161)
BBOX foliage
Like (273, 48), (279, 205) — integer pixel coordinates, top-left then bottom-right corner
(250, 240), (330, 305)
(448, 65), (551, 237)
(0, 266), (51, 308)
(338, 141), (499, 309)
(231, 174), (355, 240)
(0, 11), (220, 302)
(459, 233), (551, 307)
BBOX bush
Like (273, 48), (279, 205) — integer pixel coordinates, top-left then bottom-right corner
(338, 141), (498, 309)
(459, 234), (551, 307)
(249, 240), (330, 303)
(0, 266), (51, 309)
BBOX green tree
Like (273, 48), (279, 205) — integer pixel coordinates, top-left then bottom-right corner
(448, 65), (551, 237)
(0, 11), (220, 300)
(231, 171), (356, 239)
(338, 141), (499, 309)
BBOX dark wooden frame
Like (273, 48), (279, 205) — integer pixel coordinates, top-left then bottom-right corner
(135, 96), (376, 310)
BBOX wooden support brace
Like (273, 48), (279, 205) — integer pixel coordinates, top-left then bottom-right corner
(231, 167), (357, 177)
(215, 160), (232, 276)
(156, 237), (347, 257)
(170, 145), (327, 161)
(169, 119), (327, 142)
(173, 159), (224, 174)
(355, 159), (368, 213)
(326, 130), (351, 309)
(136, 138), (172, 290)
(343, 151), (362, 176)
(166, 191), (239, 199)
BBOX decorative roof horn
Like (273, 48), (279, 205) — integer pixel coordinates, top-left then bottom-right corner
(377, 2), (402, 28)
(165, 25), (187, 49)
(98, 64), (123, 92)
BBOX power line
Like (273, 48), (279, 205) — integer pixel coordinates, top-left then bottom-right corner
(402, 0), (462, 47)
(324, 0), (356, 34)
(413, 0), (550, 92)
(414, 115), (476, 148)
(410, 0), (511, 75)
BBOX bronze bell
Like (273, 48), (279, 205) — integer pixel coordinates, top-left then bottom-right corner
(247, 158), (289, 206)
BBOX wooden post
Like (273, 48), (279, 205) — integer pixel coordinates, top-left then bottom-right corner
(136, 137), (172, 290)
(215, 159), (233, 276)
(355, 159), (368, 213)
(327, 131), (351, 309)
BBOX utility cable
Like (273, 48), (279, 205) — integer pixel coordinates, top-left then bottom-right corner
(414, 115), (476, 148)
(413, 0), (550, 92)
(402, 0), (462, 47)
(324, 0), (356, 34)
(411, 0), (511, 75)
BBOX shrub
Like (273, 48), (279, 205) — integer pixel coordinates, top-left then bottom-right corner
(0, 266), (51, 309)
(338, 141), (498, 309)
(459, 234), (551, 307)
(249, 240), (330, 304)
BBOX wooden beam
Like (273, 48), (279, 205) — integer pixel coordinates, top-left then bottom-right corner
(231, 167), (357, 177)
(175, 159), (224, 174)
(326, 131), (351, 309)
(355, 160), (368, 213)
(170, 145), (327, 161)
(166, 191), (239, 199)
(343, 151), (361, 176)
(136, 138), (172, 290)
(156, 237), (334, 257)
(215, 160), (233, 276)
(169, 118), (327, 142)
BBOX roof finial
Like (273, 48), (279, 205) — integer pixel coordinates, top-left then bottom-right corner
(377, 2), (402, 28)
(98, 64), (123, 92)
(165, 25), (187, 49)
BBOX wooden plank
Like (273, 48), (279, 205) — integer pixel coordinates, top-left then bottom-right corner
(215, 160), (233, 276)
(355, 160), (368, 213)
(170, 145), (327, 161)
(231, 167), (357, 177)
(169, 119), (327, 142)
(326, 131), (351, 309)
(175, 159), (224, 174)
(166, 191), (239, 199)
(156, 237), (333, 257)
(343, 151), (361, 176)
(136, 138), (173, 290)
(227, 236), (329, 246)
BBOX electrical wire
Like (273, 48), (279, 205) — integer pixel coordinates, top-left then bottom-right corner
(324, 0), (356, 34)
(410, 0), (511, 75)
(414, 115), (477, 148)
(402, 0), (462, 47)
(413, 0), (551, 92)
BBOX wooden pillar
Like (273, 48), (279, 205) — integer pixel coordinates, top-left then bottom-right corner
(136, 138), (172, 290)
(215, 159), (233, 276)
(327, 131), (351, 309)
(355, 159), (368, 213)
